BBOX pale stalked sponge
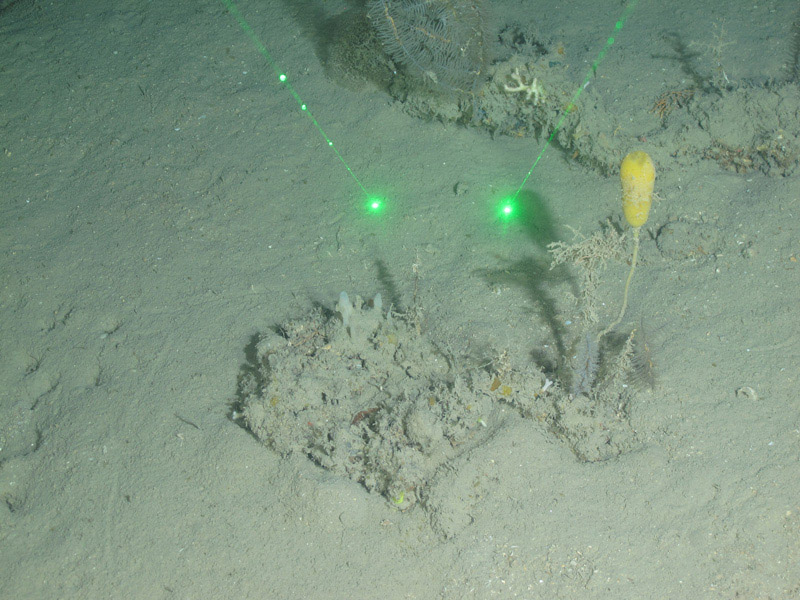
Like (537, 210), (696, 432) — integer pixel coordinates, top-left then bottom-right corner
(620, 151), (655, 228)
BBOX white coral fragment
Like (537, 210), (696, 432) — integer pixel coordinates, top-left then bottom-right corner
(503, 68), (545, 105)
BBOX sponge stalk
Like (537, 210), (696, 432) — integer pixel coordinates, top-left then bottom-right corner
(597, 227), (640, 342)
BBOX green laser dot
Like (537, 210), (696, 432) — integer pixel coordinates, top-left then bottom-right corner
(279, 74), (286, 82)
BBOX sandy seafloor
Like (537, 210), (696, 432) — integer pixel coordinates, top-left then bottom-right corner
(2, 0), (799, 597)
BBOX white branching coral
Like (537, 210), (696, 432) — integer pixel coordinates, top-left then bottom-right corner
(503, 67), (545, 105)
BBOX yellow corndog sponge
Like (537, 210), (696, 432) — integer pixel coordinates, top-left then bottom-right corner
(620, 151), (655, 228)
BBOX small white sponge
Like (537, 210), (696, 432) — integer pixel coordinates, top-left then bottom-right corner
(336, 291), (353, 328)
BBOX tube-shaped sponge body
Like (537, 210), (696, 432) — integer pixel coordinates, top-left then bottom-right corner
(620, 151), (655, 228)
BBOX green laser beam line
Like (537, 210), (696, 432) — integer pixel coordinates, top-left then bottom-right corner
(509, 0), (641, 201)
(219, 0), (369, 195)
